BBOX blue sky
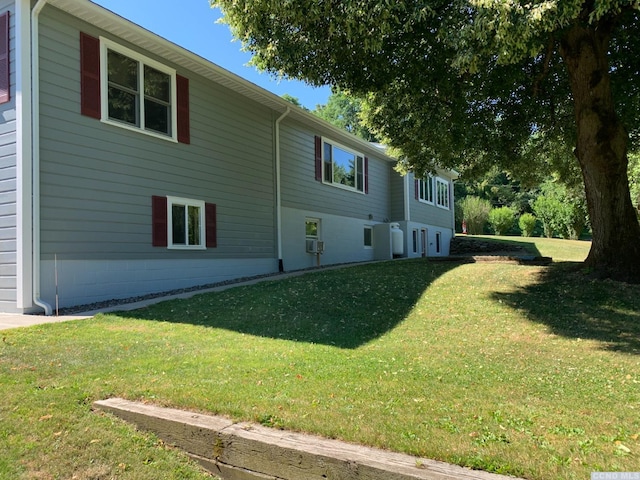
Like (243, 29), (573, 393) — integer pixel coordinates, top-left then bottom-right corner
(91, 0), (332, 110)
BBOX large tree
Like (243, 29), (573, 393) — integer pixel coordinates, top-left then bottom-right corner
(313, 89), (377, 141)
(213, 0), (640, 282)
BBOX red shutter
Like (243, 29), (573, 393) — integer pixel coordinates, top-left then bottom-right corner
(205, 203), (217, 248)
(176, 74), (190, 144)
(0, 12), (9, 104)
(314, 135), (322, 181)
(80, 32), (101, 119)
(364, 157), (369, 194)
(152, 195), (168, 247)
(414, 179), (419, 200)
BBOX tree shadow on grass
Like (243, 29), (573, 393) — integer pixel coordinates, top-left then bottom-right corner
(492, 263), (640, 355)
(451, 235), (544, 257)
(119, 260), (460, 349)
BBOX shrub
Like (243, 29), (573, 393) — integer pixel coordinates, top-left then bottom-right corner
(533, 190), (588, 239)
(532, 195), (562, 238)
(459, 196), (492, 234)
(559, 202), (588, 240)
(518, 213), (537, 237)
(488, 206), (516, 235)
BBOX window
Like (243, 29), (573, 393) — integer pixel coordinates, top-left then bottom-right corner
(364, 226), (373, 248)
(412, 229), (418, 254)
(435, 178), (450, 209)
(81, 34), (190, 143)
(436, 232), (442, 254)
(167, 197), (205, 249)
(305, 218), (321, 253)
(100, 38), (177, 140)
(152, 196), (216, 249)
(305, 218), (319, 239)
(418, 176), (434, 204)
(322, 140), (365, 193)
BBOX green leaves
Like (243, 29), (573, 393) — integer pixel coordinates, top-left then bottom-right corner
(212, 0), (640, 279)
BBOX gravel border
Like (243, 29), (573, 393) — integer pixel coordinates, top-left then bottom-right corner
(55, 242), (536, 317)
(55, 262), (364, 316)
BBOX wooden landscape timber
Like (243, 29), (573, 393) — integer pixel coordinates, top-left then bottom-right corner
(94, 398), (523, 480)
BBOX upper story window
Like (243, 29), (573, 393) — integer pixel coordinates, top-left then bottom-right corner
(322, 140), (365, 193)
(418, 176), (434, 204)
(435, 178), (450, 209)
(100, 38), (177, 141)
(81, 33), (190, 144)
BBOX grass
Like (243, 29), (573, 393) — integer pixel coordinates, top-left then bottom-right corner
(1, 237), (639, 479)
(469, 234), (593, 262)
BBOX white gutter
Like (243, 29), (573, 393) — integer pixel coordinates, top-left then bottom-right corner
(274, 107), (290, 272)
(30, 0), (52, 315)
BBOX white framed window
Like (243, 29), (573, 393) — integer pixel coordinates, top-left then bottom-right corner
(305, 218), (319, 240)
(100, 37), (177, 141)
(322, 139), (365, 193)
(305, 217), (320, 252)
(435, 178), (450, 209)
(436, 232), (442, 254)
(364, 226), (373, 248)
(418, 176), (434, 204)
(412, 229), (418, 254)
(167, 196), (205, 250)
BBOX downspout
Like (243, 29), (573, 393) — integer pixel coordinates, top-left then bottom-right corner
(274, 107), (290, 272)
(404, 173), (411, 222)
(30, 0), (52, 315)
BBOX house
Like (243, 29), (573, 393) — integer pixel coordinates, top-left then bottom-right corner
(0, 0), (457, 314)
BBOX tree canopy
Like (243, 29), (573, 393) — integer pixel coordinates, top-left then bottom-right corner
(213, 0), (640, 282)
(280, 93), (308, 111)
(313, 89), (376, 142)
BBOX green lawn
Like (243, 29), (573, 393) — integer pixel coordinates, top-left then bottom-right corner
(1, 237), (639, 479)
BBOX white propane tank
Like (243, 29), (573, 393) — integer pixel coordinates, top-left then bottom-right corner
(390, 223), (404, 256)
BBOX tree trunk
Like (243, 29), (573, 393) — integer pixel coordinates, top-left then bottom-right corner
(559, 20), (640, 283)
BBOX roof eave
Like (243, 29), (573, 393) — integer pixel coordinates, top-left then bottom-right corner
(47, 0), (397, 162)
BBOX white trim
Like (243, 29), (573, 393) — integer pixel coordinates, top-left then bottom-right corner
(321, 137), (366, 194)
(99, 37), (178, 142)
(363, 225), (373, 249)
(305, 217), (320, 239)
(435, 177), (450, 210)
(417, 175), (435, 205)
(166, 196), (206, 250)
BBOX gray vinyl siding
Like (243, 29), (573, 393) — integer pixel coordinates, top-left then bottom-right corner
(409, 173), (455, 228)
(389, 171), (405, 222)
(279, 122), (391, 223)
(38, 6), (276, 261)
(0, 1), (16, 307)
